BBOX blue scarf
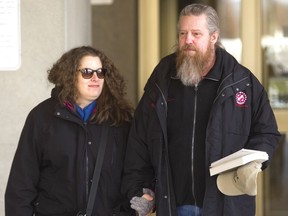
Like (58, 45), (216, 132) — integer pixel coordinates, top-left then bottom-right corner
(75, 101), (96, 122)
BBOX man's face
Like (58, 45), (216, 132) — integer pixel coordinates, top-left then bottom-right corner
(178, 14), (216, 57)
(176, 14), (218, 86)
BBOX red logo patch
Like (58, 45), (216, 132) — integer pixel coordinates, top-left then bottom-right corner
(235, 92), (247, 105)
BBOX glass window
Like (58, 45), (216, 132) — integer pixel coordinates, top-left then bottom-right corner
(262, 0), (288, 109)
(262, 2), (288, 215)
(216, 0), (242, 63)
(264, 133), (288, 216)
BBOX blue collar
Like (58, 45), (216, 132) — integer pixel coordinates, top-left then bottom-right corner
(75, 101), (96, 122)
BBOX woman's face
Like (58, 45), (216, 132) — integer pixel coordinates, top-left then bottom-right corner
(76, 55), (104, 108)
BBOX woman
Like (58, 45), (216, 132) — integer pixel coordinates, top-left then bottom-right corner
(5, 46), (135, 216)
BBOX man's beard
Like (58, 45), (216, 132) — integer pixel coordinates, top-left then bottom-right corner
(176, 43), (213, 86)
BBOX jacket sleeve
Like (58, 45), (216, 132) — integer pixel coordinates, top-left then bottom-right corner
(5, 110), (41, 216)
(122, 94), (156, 200)
(246, 75), (281, 169)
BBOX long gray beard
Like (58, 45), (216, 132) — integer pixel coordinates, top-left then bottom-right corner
(177, 56), (203, 86)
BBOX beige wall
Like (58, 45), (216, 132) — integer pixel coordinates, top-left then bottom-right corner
(91, 0), (138, 105)
(0, 0), (90, 214)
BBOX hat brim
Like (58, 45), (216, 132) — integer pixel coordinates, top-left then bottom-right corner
(217, 170), (244, 196)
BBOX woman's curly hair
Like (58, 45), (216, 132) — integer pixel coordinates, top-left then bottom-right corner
(47, 46), (134, 126)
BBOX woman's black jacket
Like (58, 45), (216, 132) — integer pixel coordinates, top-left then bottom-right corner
(5, 88), (134, 216)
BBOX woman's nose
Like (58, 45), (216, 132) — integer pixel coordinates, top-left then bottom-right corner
(91, 72), (99, 80)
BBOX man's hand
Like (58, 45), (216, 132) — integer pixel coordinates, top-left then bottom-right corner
(130, 188), (155, 216)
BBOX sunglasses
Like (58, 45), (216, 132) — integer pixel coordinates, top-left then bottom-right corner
(78, 68), (107, 79)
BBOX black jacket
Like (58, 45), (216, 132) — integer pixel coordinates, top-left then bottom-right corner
(5, 88), (134, 216)
(122, 48), (280, 216)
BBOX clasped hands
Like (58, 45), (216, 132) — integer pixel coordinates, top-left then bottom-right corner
(130, 188), (155, 216)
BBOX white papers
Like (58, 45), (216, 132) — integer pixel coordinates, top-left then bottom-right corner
(209, 149), (268, 176)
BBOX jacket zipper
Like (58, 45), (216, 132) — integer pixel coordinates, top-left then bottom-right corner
(191, 84), (198, 207)
(55, 113), (91, 209)
(84, 122), (89, 205)
(85, 148), (89, 203)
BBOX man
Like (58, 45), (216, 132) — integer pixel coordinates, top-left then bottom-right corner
(122, 4), (280, 216)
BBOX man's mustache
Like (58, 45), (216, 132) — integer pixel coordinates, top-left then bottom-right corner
(181, 44), (197, 51)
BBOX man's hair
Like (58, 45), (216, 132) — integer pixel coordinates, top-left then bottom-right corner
(177, 4), (222, 47)
(47, 46), (133, 125)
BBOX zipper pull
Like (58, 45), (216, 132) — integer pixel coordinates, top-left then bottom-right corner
(194, 83), (198, 91)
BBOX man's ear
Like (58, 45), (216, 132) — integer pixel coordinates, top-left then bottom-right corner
(211, 31), (219, 44)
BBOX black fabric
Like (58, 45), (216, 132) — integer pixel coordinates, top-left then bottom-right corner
(5, 88), (134, 216)
(86, 125), (108, 216)
(122, 48), (280, 216)
(167, 77), (219, 207)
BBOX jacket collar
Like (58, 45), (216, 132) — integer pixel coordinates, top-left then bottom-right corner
(203, 47), (223, 81)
